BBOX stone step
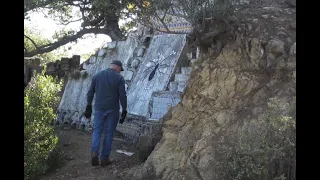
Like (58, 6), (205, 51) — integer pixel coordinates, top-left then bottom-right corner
(181, 67), (192, 75)
(174, 73), (189, 82)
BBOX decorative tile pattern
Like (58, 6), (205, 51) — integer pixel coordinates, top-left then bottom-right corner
(150, 8), (193, 35)
(127, 34), (186, 117)
(150, 91), (181, 120)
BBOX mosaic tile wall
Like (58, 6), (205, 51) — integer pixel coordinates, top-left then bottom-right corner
(56, 25), (191, 142)
(150, 91), (181, 120)
(150, 8), (192, 35)
(127, 34), (187, 118)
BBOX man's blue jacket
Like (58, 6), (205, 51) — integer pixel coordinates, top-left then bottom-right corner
(87, 68), (127, 111)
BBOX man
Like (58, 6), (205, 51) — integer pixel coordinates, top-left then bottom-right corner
(84, 60), (127, 167)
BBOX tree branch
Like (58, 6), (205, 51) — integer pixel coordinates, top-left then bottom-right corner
(81, 14), (105, 27)
(24, 0), (57, 15)
(24, 27), (121, 57)
(200, 29), (229, 42)
(165, 12), (190, 22)
(136, 19), (188, 35)
(60, 18), (83, 26)
(24, 34), (38, 49)
(154, 12), (170, 32)
(160, 7), (170, 22)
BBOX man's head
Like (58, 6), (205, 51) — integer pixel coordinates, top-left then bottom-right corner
(110, 60), (124, 73)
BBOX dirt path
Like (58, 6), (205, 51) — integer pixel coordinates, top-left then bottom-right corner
(41, 129), (142, 180)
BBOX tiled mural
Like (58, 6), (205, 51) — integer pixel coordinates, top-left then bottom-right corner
(127, 34), (187, 117)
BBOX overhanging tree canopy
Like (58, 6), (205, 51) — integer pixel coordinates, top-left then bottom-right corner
(24, 0), (241, 58)
(24, 0), (139, 57)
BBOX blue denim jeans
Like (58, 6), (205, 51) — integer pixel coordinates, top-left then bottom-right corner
(91, 109), (119, 160)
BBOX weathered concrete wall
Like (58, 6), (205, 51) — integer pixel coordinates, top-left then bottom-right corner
(58, 38), (139, 114)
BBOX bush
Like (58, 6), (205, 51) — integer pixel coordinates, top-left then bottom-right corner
(24, 69), (63, 180)
(214, 97), (296, 180)
(46, 145), (65, 173)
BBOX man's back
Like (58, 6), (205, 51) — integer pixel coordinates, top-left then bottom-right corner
(87, 68), (127, 111)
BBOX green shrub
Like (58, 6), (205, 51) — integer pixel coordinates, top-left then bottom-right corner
(24, 69), (63, 180)
(214, 97), (296, 180)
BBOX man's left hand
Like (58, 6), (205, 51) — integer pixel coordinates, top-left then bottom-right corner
(119, 110), (127, 124)
(84, 105), (92, 118)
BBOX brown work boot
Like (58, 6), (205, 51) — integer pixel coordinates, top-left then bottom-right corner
(100, 158), (112, 167)
(91, 152), (99, 166)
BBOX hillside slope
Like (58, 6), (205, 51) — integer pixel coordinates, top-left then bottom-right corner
(133, 3), (296, 180)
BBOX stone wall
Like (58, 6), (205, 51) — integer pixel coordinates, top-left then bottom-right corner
(46, 55), (81, 78)
(24, 55), (81, 88)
